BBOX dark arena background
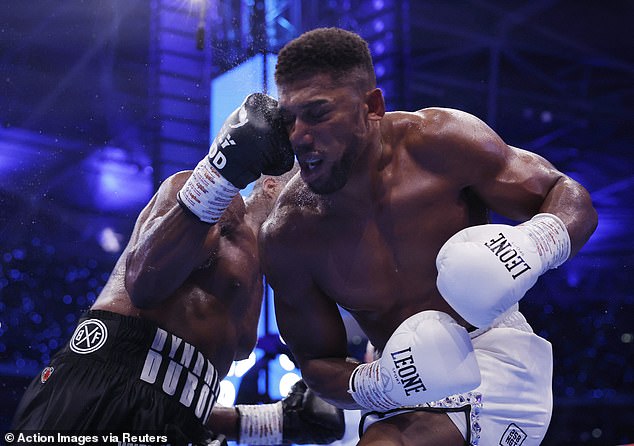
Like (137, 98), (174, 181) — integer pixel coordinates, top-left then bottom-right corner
(1, 1), (633, 445)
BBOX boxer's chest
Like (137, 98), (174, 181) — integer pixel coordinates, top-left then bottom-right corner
(313, 175), (467, 313)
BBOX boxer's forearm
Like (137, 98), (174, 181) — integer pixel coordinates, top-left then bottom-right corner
(300, 356), (361, 410)
(206, 406), (240, 440)
(125, 202), (218, 308)
(538, 176), (597, 257)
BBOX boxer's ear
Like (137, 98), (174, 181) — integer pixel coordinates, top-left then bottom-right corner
(262, 177), (279, 199)
(365, 88), (385, 121)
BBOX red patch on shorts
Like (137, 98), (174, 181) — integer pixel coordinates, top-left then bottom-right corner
(40, 366), (54, 383)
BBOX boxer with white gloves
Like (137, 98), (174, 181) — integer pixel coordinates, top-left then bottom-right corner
(261, 28), (597, 446)
(437, 213), (571, 328)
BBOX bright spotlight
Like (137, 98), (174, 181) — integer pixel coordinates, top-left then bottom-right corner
(278, 353), (295, 372)
(233, 351), (256, 377)
(217, 380), (236, 406)
(98, 227), (122, 253)
(279, 372), (301, 397)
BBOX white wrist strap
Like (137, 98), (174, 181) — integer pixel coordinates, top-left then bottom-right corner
(178, 158), (240, 223)
(348, 362), (400, 412)
(236, 402), (283, 445)
(518, 213), (571, 271)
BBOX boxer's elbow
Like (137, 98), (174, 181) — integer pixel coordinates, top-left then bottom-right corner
(582, 193), (599, 240)
(557, 177), (599, 257)
(299, 365), (353, 409)
(581, 205), (599, 248)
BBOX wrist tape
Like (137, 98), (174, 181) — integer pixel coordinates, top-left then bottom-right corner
(348, 361), (400, 412)
(235, 402), (283, 445)
(518, 213), (571, 271)
(178, 158), (240, 224)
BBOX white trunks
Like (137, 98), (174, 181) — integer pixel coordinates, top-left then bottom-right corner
(359, 305), (553, 445)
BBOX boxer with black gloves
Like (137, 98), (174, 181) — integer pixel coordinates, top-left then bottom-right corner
(13, 94), (343, 445)
(260, 28), (597, 446)
(207, 379), (345, 445)
(178, 93), (294, 224)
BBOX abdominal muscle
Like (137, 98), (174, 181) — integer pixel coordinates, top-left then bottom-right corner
(310, 194), (481, 350)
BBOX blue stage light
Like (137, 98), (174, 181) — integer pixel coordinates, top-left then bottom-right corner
(76, 146), (154, 212)
(373, 41), (385, 55)
(267, 354), (300, 400)
(375, 63), (386, 78)
(211, 54), (278, 138)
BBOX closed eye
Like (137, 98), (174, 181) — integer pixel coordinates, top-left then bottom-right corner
(304, 108), (330, 123)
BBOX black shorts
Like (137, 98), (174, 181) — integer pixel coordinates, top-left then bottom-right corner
(12, 310), (223, 445)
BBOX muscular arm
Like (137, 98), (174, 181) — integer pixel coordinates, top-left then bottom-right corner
(206, 406), (239, 440)
(520, 153), (597, 257)
(274, 286), (359, 408)
(124, 171), (222, 308)
(259, 212), (360, 409)
(477, 146), (596, 257)
(419, 108), (597, 256)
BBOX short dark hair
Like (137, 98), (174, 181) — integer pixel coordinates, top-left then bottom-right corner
(275, 27), (376, 90)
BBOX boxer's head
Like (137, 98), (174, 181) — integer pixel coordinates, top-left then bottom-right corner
(275, 28), (385, 195)
(275, 27), (376, 93)
(248, 160), (300, 215)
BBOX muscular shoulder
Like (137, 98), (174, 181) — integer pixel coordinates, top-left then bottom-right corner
(385, 107), (504, 155)
(384, 108), (509, 184)
(259, 175), (320, 281)
(261, 175), (320, 245)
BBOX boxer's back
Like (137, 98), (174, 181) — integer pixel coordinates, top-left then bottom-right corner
(93, 172), (263, 377)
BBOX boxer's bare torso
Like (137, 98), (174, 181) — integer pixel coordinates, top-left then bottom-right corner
(266, 120), (482, 350)
(93, 171), (263, 377)
(263, 110), (561, 352)
(260, 74), (594, 419)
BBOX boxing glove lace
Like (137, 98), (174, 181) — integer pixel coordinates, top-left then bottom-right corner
(348, 310), (481, 412)
(436, 213), (571, 328)
(178, 93), (294, 223)
(236, 379), (345, 445)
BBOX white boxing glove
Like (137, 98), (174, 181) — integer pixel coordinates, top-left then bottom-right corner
(436, 213), (571, 328)
(348, 311), (481, 412)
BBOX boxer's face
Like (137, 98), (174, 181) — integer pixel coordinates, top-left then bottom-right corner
(278, 73), (369, 195)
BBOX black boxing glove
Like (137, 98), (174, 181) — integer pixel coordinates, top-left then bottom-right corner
(178, 93), (293, 223)
(236, 380), (345, 445)
(281, 379), (345, 444)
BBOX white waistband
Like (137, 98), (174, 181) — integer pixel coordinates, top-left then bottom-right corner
(468, 304), (533, 339)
